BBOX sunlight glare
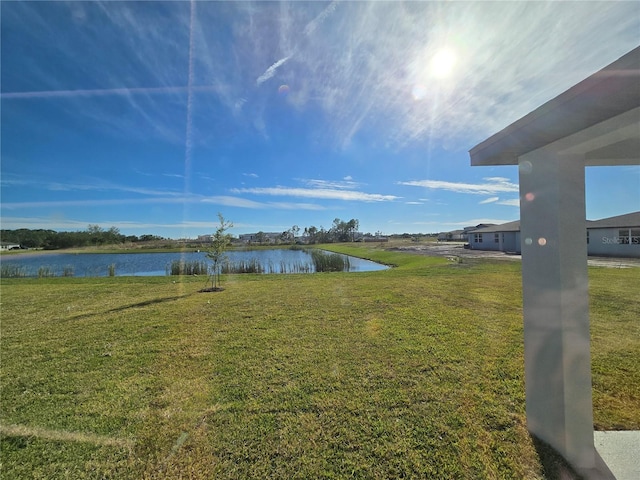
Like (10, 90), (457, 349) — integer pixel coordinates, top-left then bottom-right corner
(430, 48), (457, 78)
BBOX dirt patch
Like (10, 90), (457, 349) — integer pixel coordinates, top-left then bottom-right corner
(387, 242), (640, 268)
(198, 287), (225, 293)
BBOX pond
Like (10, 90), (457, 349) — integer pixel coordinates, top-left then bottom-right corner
(0, 249), (388, 278)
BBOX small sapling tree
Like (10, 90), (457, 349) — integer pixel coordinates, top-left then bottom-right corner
(205, 213), (233, 291)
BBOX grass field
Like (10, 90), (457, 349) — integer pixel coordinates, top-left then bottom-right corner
(1, 244), (638, 479)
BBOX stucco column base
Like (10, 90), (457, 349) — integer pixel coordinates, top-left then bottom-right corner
(519, 152), (614, 479)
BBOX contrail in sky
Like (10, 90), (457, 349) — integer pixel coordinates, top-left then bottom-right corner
(304, 0), (339, 36)
(0, 85), (222, 100)
(255, 1), (340, 85)
(256, 56), (291, 85)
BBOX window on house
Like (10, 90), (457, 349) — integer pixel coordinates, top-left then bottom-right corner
(618, 229), (630, 244)
(494, 233), (499, 243)
(586, 231), (589, 244)
(474, 233), (483, 243)
(630, 229), (640, 245)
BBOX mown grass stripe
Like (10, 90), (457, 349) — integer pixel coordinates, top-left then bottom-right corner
(0, 424), (134, 449)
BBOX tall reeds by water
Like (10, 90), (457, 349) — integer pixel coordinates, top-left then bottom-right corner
(311, 250), (350, 272)
(0, 264), (91, 278)
(167, 260), (209, 276)
(221, 259), (314, 274)
(1, 264), (27, 278)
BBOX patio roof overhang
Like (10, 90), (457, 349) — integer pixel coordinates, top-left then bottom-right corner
(469, 47), (640, 167)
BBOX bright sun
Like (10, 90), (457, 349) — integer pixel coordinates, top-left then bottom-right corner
(430, 49), (457, 78)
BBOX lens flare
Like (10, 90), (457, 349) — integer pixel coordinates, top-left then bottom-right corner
(278, 84), (290, 96)
(411, 84), (427, 100)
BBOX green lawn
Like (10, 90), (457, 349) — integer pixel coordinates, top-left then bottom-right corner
(1, 245), (638, 479)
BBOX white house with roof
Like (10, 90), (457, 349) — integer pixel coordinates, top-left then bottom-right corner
(467, 220), (521, 253)
(438, 224), (495, 242)
(238, 232), (283, 244)
(586, 211), (640, 257)
(467, 212), (639, 257)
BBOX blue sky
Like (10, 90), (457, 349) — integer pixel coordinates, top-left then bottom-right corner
(2, 1), (639, 238)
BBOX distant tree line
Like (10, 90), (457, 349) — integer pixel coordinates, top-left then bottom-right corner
(254, 218), (360, 245)
(1, 225), (164, 250)
(300, 218), (360, 244)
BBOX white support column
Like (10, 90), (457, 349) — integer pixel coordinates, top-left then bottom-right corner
(518, 149), (614, 478)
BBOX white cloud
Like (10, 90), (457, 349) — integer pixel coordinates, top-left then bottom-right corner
(0, 216), (90, 230)
(200, 196), (267, 209)
(398, 177), (518, 195)
(1, 176), (183, 197)
(303, 178), (362, 190)
(496, 199), (520, 207)
(0, 216), (223, 232)
(231, 186), (399, 202)
(2, 194), (327, 211)
(478, 196), (519, 206)
(200, 196), (323, 210)
(440, 218), (517, 227)
(269, 202), (325, 211)
(1, 197), (186, 209)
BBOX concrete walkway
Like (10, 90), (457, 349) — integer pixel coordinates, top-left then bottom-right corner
(594, 431), (640, 480)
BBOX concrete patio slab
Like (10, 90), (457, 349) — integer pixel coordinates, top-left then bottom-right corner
(594, 431), (640, 480)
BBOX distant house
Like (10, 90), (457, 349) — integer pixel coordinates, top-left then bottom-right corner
(467, 220), (521, 253)
(0, 242), (21, 251)
(467, 212), (639, 257)
(438, 224), (495, 242)
(586, 212), (640, 257)
(238, 232), (282, 244)
(437, 229), (466, 241)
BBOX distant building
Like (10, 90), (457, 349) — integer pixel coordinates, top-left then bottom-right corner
(466, 221), (521, 253)
(438, 224), (495, 242)
(238, 232), (282, 244)
(585, 212), (640, 257)
(0, 242), (21, 251)
(467, 212), (639, 257)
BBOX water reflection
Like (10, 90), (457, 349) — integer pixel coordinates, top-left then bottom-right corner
(1, 249), (387, 277)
